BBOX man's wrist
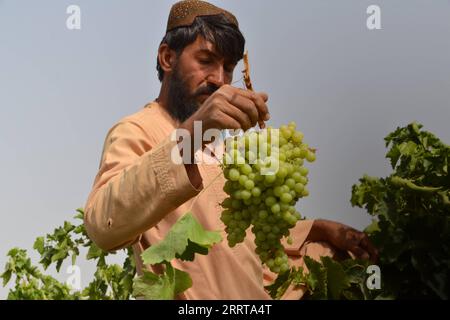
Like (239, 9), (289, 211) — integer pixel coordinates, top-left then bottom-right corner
(306, 219), (331, 243)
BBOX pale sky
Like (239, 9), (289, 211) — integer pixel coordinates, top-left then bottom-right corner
(1, 0), (449, 298)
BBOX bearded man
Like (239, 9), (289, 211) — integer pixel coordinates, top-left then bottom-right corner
(84, 0), (377, 299)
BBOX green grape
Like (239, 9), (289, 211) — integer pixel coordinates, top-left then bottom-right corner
(271, 203), (281, 214)
(239, 175), (248, 186)
(276, 167), (288, 179)
(299, 148), (308, 159)
(275, 257), (283, 266)
(272, 266), (281, 273)
(299, 176), (308, 185)
(252, 197), (262, 205)
(299, 167), (309, 176)
(229, 168), (240, 181)
(241, 190), (252, 200)
(231, 199), (242, 209)
(241, 164), (253, 175)
(279, 264), (289, 273)
(221, 214), (232, 224)
(258, 210), (268, 220)
(265, 196), (277, 207)
(244, 180), (255, 190)
(280, 203), (290, 212)
(267, 233), (277, 240)
(264, 174), (276, 184)
(285, 178), (296, 190)
(292, 131), (304, 143)
(287, 236), (293, 245)
(251, 187), (261, 197)
(292, 172), (302, 183)
(280, 193), (293, 204)
(273, 186), (283, 197)
(306, 151), (316, 162)
(238, 221), (248, 230)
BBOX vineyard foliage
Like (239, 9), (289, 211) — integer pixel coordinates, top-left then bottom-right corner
(1, 123), (448, 299)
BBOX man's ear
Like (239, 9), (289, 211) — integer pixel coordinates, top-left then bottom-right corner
(158, 44), (176, 74)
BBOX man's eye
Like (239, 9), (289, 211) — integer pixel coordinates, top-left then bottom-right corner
(199, 59), (212, 64)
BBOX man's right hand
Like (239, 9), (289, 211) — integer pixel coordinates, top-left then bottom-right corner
(179, 84), (270, 136)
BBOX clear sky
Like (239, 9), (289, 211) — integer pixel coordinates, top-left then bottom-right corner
(1, 0), (449, 298)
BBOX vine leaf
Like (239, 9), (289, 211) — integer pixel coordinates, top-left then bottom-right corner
(321, 256), (351, 299)
(264, 268), (293, 300)
(141, 212), (222, 265)
(303, 256), (328, 299)
(133, 264), (192, 300)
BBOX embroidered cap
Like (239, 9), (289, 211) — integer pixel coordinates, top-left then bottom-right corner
(166, 0), (239, 32)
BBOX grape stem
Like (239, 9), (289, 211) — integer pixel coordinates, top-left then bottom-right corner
(188, 169), (224, 212)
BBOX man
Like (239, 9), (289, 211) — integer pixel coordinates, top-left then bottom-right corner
(84, 0), (377, 299)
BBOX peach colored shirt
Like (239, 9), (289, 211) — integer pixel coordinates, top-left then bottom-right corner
(84, 101), (314, 299)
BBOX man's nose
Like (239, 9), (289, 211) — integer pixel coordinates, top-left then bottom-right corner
(207, 65), (225, 88)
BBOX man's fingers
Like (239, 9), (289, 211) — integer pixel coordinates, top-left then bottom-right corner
(233, 88), (270, 122)
(259, 92), (269, 102)
(229, 92), (259, 128)
(221, 101), (253, 131)
(360, 236), (379, 263)
(218, 112), (242, 130)
(250, 91), (270, 121)
(349, 246), (370, 260)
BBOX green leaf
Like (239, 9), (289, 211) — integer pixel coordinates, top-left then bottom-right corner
(264, 269), (292, 300)
(141, 212), (222, 265)
(321, 256), (351, 300)
(364, 219), (380, 234)
(87, 243), (104, 260)
(75, 208), (84, 220)
(1, 270), (12, 286)
(132, 264), (192, 300)
(176, 240), (209, 261)
(63, 221), (74, 233)
(386, 145), (401, 169)
(51, 249), (68, 263)
(398, 141), (417, 156)
(303, 256), (327, 299)
(173, 266), (193, 295)
(33, 237), (45, 255)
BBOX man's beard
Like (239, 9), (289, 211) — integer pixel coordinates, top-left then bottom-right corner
(166, 64), (219, 123)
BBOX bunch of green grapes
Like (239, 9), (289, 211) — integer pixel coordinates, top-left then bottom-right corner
(220, 122), (316, 274)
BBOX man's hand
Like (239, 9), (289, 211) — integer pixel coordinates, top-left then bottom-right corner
(179, 84), (270, 137)
(307, 219), (379, 263)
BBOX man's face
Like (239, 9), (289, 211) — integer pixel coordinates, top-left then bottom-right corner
(166, 36), (237, 123)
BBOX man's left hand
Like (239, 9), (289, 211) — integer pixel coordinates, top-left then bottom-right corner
(308, 219), (379, 263)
